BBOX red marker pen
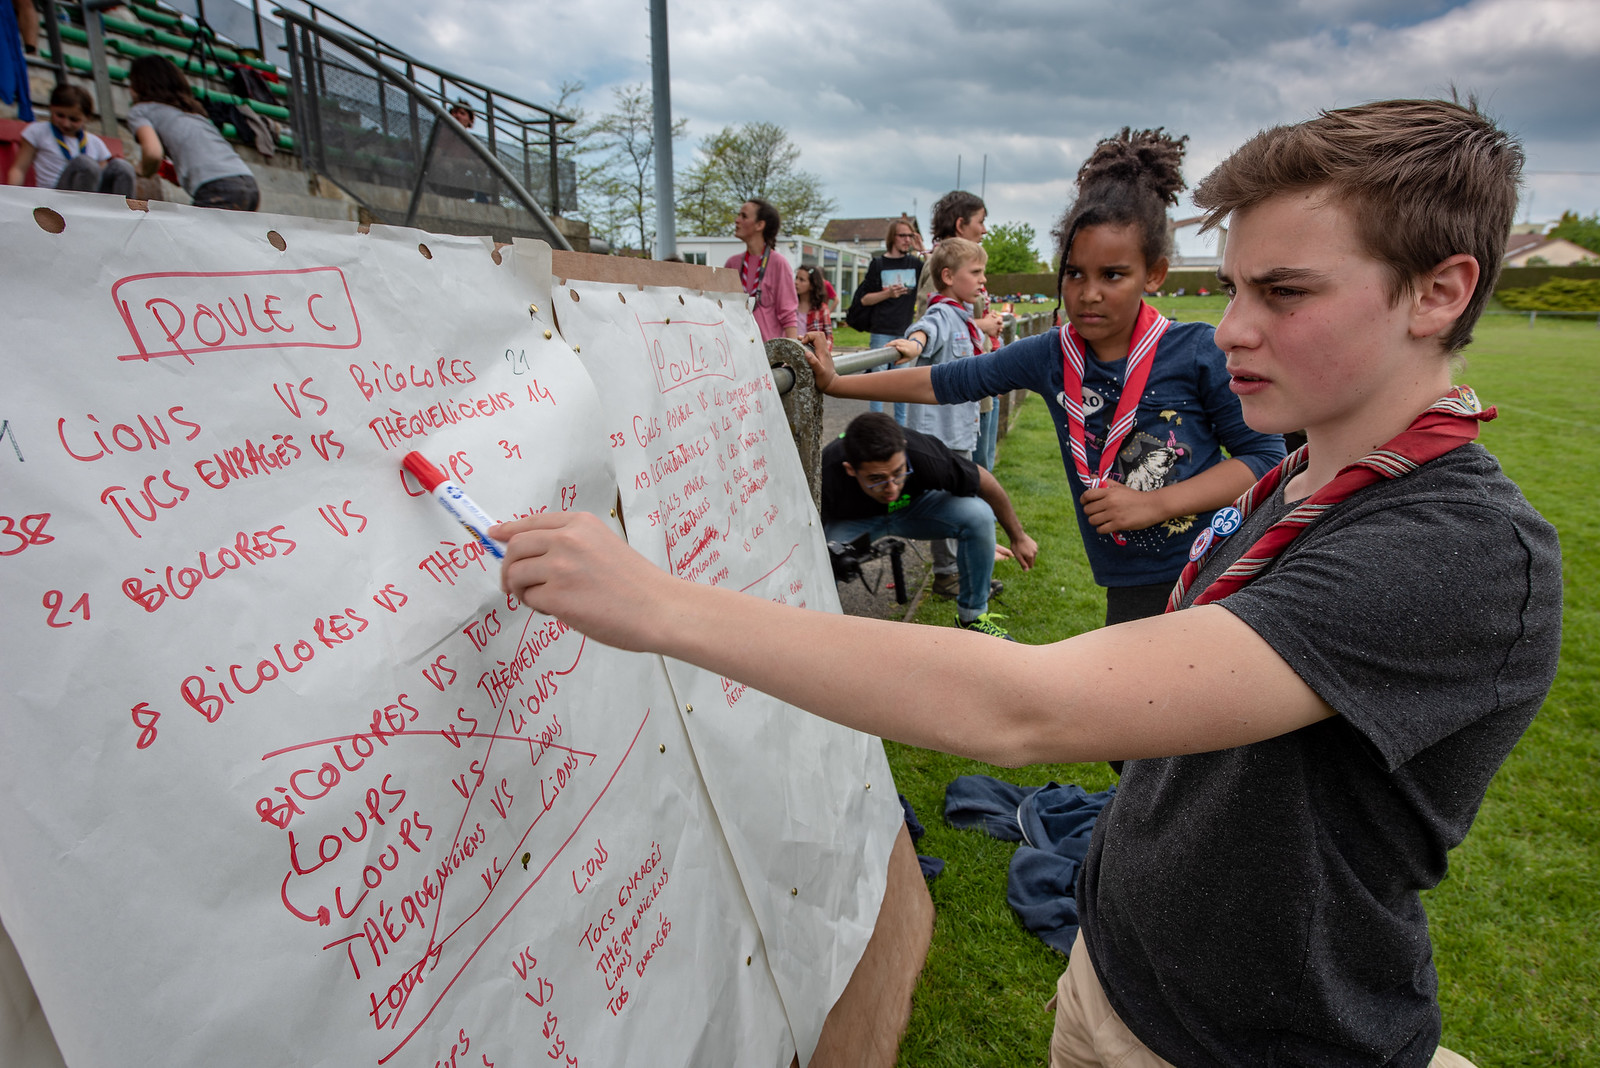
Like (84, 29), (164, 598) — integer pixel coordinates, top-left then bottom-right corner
(402, 451), (505, 559)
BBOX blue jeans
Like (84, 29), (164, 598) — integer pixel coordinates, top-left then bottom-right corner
(976, 403), (999, 470)
(825, 490), (995, 617)
(867, 333), (908, 425)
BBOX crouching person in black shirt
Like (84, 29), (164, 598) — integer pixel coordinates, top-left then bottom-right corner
(822, 412), (1036, 639)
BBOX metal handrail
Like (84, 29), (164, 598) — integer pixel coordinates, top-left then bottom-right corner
(770, 311), (1057, 397)
(275, 8), (573, 250)
(273, 0), (574, 128)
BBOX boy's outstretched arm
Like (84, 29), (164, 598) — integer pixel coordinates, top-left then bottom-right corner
(801, 331), (937, 404)
(490, 512), (1332, 765)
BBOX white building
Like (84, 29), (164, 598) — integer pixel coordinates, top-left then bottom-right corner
(673, 235), (875, 302)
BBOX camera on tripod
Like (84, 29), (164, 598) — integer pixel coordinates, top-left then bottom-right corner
(827, 533), (909, 604)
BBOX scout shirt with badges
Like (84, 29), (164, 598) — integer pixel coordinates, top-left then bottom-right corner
(902, 297), (984, 453)
(929, 308), (1285, 587)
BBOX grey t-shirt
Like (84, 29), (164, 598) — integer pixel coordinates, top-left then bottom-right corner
(1079, 442), (1563, 1065)
(128, 101), (252, 194)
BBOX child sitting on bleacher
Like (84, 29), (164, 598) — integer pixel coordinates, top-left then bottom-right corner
(6, 83), (136, 196)
(127, 54), (258, 210)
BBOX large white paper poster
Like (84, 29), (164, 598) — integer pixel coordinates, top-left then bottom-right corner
(0, 191), (808, 1068)
(548, 276), (903, 1065)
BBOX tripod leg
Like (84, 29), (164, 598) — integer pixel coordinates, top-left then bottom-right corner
(889, 541), (907, 605)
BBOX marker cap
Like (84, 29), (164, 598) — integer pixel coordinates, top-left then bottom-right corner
(403, 451), (447, 492)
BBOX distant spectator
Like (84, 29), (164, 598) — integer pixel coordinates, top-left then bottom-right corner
(854, 217), (925, 422)
(434, 99), (492, 203)
(12, 0), (35, 53)
(7, 83), (134, 195)
(128, 55), (259, 211)
(795, 264), (832, 339)
(925, 190), (1005, 470)
(2, 0), (33, 121)
(726, 198), (798, 340)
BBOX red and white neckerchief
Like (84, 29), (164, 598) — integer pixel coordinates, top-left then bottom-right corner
(1164, 385), (1495, 613)
(740, 245), (771, 303)
(1059, 300), (1170, 490)
(929, 293), (984, 354)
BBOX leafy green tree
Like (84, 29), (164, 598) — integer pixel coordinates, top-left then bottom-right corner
(1549, 211), (1600, 256)
(676, 122), (835, 237)
(982, 222), (1046, 275)
(575, 84), (686, 254)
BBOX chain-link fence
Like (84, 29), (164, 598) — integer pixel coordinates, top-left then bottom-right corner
(281, 10), (574, 245)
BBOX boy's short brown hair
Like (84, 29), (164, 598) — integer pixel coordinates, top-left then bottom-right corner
(1193, 98), (1523, 352)
(923, 237), (984, 292)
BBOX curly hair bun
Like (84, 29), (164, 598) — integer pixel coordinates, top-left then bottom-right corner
(1077, 127), (1189, 208)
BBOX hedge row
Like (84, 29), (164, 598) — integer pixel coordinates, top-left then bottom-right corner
(986, 264), (1600, 299)
(1497, 277), (1600, 312)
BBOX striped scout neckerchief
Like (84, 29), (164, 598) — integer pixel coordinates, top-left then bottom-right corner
(740, 245), (771, 305)
(928, 293), (984, 354)
(1165, 385), (1496, 612)
(1058, 300), (1170, 490)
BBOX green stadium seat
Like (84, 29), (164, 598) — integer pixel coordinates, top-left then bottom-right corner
(101, 15), (155, 40)
(130, 7), (190, 32)
(40, 48), (128, 82)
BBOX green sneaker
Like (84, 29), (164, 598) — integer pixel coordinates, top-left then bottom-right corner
(957, 612), (1015, 641)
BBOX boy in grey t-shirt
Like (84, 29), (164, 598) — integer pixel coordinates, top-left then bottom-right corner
(494, 99), (1562, 1066)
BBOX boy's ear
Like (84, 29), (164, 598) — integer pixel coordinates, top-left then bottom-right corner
(842, 462), (857, 477)
(1409, 254), (1479, 343)
(940, 266), (954, 289)
(1143, 256), (1170, 294)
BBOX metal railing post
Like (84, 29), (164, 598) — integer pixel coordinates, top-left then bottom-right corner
(41, 0), (69, 85)
(404, 60), (420, 164)
(301, 24), (327, 175)
(81, 1), (119, 139)
(546, 116), (560, 215)
(283, 23), (307, 170)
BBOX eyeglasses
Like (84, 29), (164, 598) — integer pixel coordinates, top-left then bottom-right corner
(894, 232), (914, 240)
(861, 461), (913, 489)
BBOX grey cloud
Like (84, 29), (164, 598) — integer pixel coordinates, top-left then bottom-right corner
(283, 0), (1600, 244)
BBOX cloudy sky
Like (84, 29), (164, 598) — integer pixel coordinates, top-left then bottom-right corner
(309, 0), (1598, 256)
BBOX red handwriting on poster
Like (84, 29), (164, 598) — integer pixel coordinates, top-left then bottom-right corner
(112, 267), (361, 362)
(636, 315), (735, 394)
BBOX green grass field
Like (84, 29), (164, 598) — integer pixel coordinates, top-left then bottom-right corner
(886, 310), (1600, 1066)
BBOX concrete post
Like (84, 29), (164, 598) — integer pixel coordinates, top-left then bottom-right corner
(765, 338), (823, 511)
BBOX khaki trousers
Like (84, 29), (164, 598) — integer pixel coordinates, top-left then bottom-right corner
(1048, 932), (1479, 1068)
